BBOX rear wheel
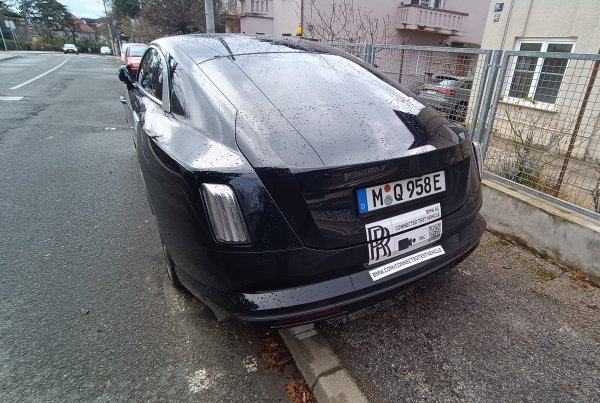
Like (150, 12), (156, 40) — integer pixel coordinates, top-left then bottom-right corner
(454, 102), (468, 122)
(162, 240), (184, 290)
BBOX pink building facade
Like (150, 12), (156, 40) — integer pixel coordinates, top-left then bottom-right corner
(239, 0), (490, 47)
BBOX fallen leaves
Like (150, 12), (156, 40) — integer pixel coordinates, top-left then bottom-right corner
(261, 336), (291, 373)
(571, 271), (592, 290)
(286, 379), (314, 403)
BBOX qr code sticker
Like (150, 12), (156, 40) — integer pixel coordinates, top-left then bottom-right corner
(429, 221), (442, 240)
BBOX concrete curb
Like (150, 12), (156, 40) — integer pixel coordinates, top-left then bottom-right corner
(0, 55), (19, 62)
(280, 325), (368, 403)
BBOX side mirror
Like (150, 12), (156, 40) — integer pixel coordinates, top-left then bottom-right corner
(118, 65), (134, 84)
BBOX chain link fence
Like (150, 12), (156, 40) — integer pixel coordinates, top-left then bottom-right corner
(326, 42), (600, 219)
(369, 45), (492, 130)
(483, 50), (600, 216)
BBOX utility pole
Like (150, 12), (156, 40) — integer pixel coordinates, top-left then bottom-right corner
(102, 0), (118, 55)
(0, 25), (7, 52)
(23, 0), (30, 41)
(205, 0), (215, 33)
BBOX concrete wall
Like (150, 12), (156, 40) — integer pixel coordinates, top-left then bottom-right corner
(444, 0), (491, 46)
(481, 0), (600, 53)
(481, 178), (600, 278)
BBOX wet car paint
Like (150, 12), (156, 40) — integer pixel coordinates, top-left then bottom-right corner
(119, 34), (485, 327)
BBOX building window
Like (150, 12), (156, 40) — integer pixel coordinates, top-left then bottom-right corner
(507, 40), (574, 105)
(419, 0), (444, 8)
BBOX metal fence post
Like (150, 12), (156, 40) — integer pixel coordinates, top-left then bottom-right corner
(480, 51), (509, 160)
(363, 43), (375, 65)
(468, 50), (492, 138)
(474, 50), (502, 145)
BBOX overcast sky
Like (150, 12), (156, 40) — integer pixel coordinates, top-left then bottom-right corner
(60, 0), (106, 19)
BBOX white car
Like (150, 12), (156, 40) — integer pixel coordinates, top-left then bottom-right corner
(100, 46), (112, 55)
(63, 44), (78, 54)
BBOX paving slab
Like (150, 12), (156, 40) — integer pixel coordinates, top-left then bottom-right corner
(317, 231), (600, 402)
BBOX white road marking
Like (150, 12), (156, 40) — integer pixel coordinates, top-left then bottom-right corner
(241, 356), (258, 373)
(0, 96), (23, 101)
(188, 369), (222, 392)
(10, 59), (70, 90)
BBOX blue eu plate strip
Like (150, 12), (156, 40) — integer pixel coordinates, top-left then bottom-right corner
(357, 188), (369, 214)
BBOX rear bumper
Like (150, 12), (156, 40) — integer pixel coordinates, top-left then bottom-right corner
(229, 214), (486, 328)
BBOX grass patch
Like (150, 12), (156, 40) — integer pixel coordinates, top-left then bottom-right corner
(497, 239), (510, 246)
(534, 266), (557, 281)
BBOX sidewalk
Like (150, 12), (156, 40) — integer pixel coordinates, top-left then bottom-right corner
(0, 51), (20, 62)
(309, 231), (599, 401)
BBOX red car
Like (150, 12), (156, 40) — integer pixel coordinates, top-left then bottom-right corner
(124, 44), (147, 76)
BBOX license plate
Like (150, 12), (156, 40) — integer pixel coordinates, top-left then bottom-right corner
(356, 171), (445, 214)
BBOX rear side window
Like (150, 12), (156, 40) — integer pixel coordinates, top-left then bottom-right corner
(169, 57), (186, 117)
(138, 48), (164, 102)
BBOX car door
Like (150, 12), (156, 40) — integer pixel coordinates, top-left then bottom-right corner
(132, 46), (207, 270)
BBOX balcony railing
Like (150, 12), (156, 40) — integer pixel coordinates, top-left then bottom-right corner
(240, 0), (273, 17)
(397, 4), (467, 36)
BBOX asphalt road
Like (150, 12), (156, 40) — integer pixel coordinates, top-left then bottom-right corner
(0, 52), (295, 402)
(319, 231), (600, 402)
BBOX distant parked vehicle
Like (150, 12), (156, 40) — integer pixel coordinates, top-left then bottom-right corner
(63, 44), (79, 54)
(123, 44), (147, 77)
(100, 46), (112, 55)
(418, 75), (473, 122)
(120, 42), (146, 63)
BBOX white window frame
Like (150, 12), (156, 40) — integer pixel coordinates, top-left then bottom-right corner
(504, 38), (576, 109)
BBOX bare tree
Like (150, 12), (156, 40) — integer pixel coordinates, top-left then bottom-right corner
(303, 0), (392, 43)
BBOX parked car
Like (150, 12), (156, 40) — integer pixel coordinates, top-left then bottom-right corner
(418, 75), (473, 122)
(123, 44), (147, 77)
(100, 46), (112, 55)
(117, 35), (486, 328)
(120, 42), (146, 63)
(62, 44), (78, 54)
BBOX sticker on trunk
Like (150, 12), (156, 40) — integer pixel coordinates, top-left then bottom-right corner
(365, 203), (441, 237)
(356, 171), (445, 215)
(365, 219), (442, 265)
(369, 245), (445, 281)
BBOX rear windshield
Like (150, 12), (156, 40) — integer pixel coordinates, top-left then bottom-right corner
(129, 47), (146, 57)
(432, 76), (460, 87)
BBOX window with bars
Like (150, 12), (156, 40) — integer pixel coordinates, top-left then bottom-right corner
(507, 40), (574, 105)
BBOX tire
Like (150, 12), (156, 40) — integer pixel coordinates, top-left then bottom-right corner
(162, 240), (184, 290)
(454, 102), (468, 122)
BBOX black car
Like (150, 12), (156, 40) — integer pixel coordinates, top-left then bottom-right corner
(118, 34), (486, 328)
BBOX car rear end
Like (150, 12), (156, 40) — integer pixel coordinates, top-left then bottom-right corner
(229, 112), (485, 327)
(418, 76), (467, 116)
(176, 48), (487, 327)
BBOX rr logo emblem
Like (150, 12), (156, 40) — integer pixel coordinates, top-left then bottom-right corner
(367, 225), (391, 261)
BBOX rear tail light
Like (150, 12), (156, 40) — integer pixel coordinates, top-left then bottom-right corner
(437, 88), (456, 95)
(472, 141), (483, 180)
(201, 184), (250, 244)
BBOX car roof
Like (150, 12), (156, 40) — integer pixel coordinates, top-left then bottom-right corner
(433, 75), (472, 81)
(155, 34), (351, 65)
